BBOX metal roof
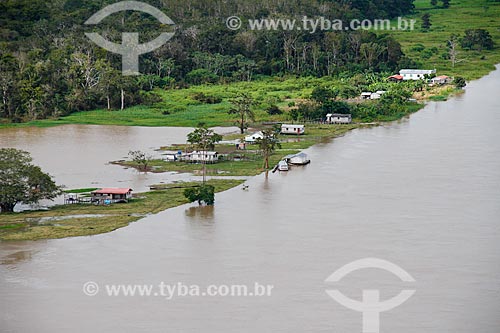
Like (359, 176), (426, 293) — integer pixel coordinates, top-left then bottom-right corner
(92, 188), (132, 195)
(400, 69), (436, 74)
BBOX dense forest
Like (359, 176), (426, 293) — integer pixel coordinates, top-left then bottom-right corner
(0, 0), (417, 122)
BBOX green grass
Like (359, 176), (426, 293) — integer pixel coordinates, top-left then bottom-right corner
(63, 188), (98, 194)
(119, 150), (300, 176)
(0, 75), (370, 128)
(390, 0), (500, 80)
(0, 179), (243, 241)
(0, 77), (321, 128)
(0, 0), (499, 130)
(116, 124), (372, 176)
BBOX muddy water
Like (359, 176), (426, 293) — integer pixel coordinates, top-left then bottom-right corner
(1, 67), (500, 332)
(0, 125), (240, 209)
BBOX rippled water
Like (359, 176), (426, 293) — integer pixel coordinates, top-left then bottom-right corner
(0, 67), (499, 332)
(0, 125), (239, 193)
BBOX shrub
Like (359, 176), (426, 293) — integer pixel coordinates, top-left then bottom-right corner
(186, 69), (218, 85)
(184, 185), (215, 205)
(454, 77), (467, 89)
(140, 91), (163, 106)
(266, 105), (282, 115)
(410, 44), (426, 52)
(192, 92), (222, 104)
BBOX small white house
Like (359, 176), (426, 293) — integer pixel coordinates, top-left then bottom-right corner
(326, 113), (352, 124)
(361, 92), (372, 100)
(430, 75), (451, 85)
(361, 91), (386, 100)
(245, 131), (264, 143)
(400, 69), (436, 81)
(180, 151), (219, 163)
(281, 124), (305, 135)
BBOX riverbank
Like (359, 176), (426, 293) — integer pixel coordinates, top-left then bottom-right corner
(114, 124), (361, 176)
(0, 105), (423, 241)
(0, 78), (445, 129)
(0, 179), (243, 241)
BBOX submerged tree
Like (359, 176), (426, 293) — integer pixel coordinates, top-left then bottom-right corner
(184, 184), (215, 206)
(228, 92), (256, 134)
(128, 150), (152, 172)
(0, 148), (61, 213)
(187, 123), (222, 183)
(256, 126), (281, 169)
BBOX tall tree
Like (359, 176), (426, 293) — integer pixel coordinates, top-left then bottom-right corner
(461, 29), (494, 51)
(256, 126), (281, 170)
(229, 92), (256, 134)
(186, 124), (222, 183)
(0, 148), (61, 213)
(128, 150), (152, 172)
(447, 34), (464, 67)
(360, 42), (387, 68)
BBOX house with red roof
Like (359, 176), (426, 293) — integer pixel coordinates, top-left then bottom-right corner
(388, 74), (403, 82)
(91, 188), (133, 204)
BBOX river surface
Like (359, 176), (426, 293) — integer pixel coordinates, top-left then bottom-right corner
(0, 125), (240, 209)
(1, 67), (500, 332)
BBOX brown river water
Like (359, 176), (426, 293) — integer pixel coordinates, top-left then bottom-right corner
(0, 125), (242, 209)
(1, 66), (500, 332)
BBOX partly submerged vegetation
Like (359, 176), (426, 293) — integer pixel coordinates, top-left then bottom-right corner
(1, 0), (498, 240)
(0, 179), (243, 241)
(115, 124), (361, 176)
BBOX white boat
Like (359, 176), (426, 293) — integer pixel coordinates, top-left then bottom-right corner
(284, 152), (311, 165)
(278, 160), (289, 171)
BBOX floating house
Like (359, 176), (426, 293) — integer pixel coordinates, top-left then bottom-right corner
(399, 69), (436, 81)
(326, 113), (352, 124)
(91, 188), (133, 204)
(245, 131), (264, 143)
(281, 124), (305, 135)
(180, 151), (219, 163)
(278, 160), (289, 171)
(284, 152), (311, 165)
